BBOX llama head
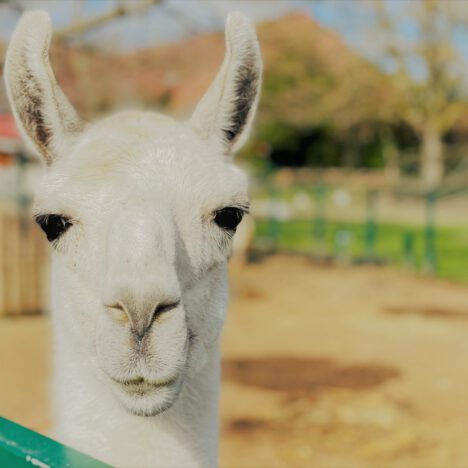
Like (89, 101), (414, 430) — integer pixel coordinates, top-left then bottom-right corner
(5, 10), (262, 417)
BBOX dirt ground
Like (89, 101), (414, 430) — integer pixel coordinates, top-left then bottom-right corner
(3, 255), (468, 467)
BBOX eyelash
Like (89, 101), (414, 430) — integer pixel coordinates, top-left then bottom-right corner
(34, 214), (73, 244)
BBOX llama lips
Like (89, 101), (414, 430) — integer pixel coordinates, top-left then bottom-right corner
(114, 374), (179, 395)
(110, 373), (184, 417)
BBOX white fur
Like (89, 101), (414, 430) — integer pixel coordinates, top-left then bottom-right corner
(5, 10), (262, 468)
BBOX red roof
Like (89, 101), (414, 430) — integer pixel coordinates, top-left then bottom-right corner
(0, 114), (20, 140)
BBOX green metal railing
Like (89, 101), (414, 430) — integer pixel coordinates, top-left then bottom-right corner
(251, 175), (464, 277)
(0, 417), (110, 468)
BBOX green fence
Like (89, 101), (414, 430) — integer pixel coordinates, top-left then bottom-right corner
(0, 417), (110, 468)
(251, 173), (468, 283)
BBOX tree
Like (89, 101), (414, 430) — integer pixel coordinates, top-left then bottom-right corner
(370, 0), (468, 188)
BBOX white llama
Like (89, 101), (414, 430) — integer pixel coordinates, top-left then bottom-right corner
(5, 10), (261, 468)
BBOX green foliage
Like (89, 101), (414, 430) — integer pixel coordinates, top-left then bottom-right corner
(248, 120), (390, 170)
(258, 121), (301, 152)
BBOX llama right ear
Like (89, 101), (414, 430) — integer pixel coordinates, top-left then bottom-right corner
(4, 11), (85, 165)
(189, 12), (262, 156)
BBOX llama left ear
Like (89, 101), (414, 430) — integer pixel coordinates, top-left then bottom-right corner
(189, 12), (262, 156)
(4, 10), (85, 165)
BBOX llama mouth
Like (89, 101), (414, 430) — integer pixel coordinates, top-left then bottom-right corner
(109, 373), (184, 417)
(113, 374), (179, 394)
(104, 336), (191, 416)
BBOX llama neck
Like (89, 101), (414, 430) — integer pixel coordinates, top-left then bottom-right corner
(52, 318), (221, 468)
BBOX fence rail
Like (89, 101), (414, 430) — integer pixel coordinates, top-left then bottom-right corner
(250, 171), (468, 283)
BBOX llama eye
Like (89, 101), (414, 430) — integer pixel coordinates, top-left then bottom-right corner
(35, 214), (72, 242)
(213, 207), (245, 231)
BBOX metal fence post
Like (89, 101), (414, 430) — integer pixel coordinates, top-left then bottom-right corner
(403, 231), (415, 268)
(424, 191), (437, 275)
(312, 180), (326, 257)
(364, 190), (378, 262)
(267, 180), (281, 251)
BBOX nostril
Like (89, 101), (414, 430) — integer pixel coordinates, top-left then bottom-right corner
(104, 302), (129, 324)
(154, 299), (181, 318)
(146, 299), (180, 336)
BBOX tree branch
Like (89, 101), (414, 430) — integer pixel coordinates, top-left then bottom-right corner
(54, 0), (161, 41)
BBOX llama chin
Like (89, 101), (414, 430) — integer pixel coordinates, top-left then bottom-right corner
(5, 9), (262, 468)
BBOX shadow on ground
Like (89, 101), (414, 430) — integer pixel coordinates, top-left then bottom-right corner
(384, 305), (468, 320)
(222, 356), (400, 398)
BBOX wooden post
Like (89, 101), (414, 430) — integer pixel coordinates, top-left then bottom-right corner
(0, 207), (50, 317)
(0, 212), (5, 317)
(6, 215), (21, 316)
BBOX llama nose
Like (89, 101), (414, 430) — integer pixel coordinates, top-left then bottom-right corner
(105, 298), (181, 339)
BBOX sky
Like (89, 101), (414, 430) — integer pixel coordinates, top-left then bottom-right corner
(0, 0), (467, 84)
(0, 0), (308, 48)
(0, 0), (375, 52)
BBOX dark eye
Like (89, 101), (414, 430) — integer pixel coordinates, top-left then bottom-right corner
(214, 207), (245, 231)
(35, 214), (72, 242)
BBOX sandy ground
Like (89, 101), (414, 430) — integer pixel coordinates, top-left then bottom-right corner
(3, 255), (468, 467)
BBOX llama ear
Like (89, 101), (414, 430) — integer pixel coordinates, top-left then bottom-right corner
(189, 12), (262, 155)
(4, 11), (85, 165)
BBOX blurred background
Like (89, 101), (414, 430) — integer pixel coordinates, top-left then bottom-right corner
(2, 0), (468, 466)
